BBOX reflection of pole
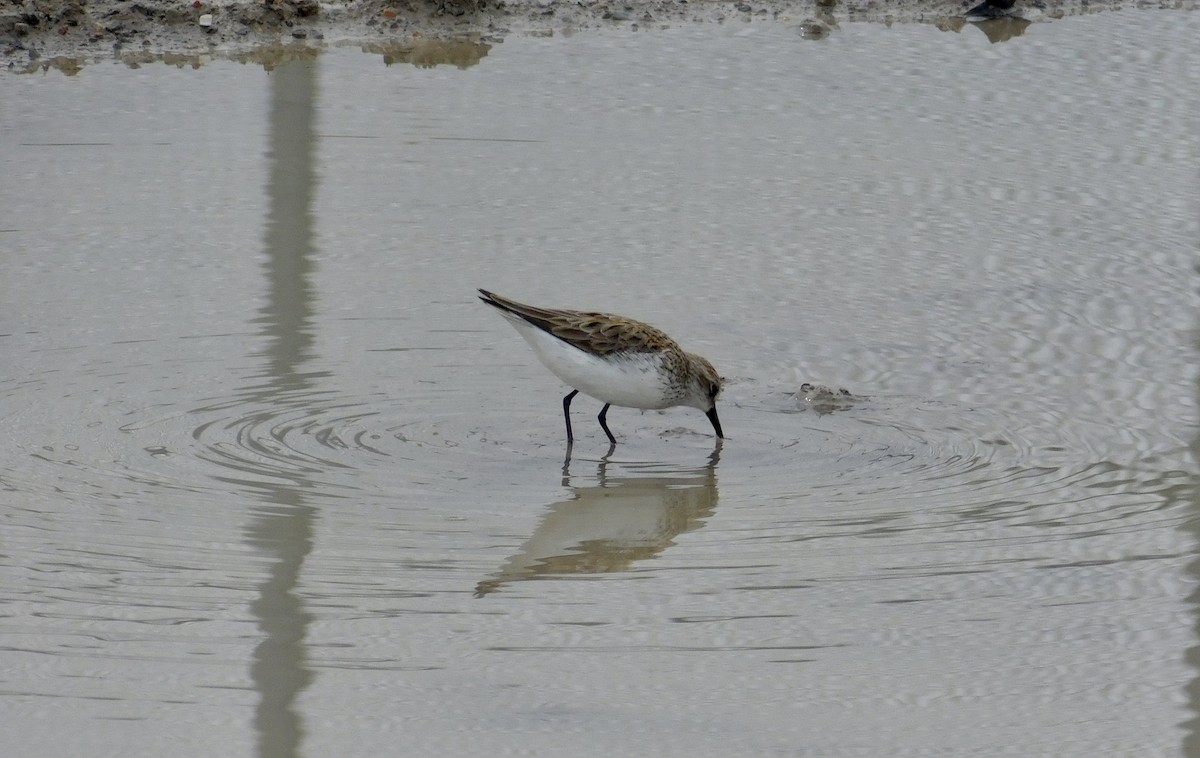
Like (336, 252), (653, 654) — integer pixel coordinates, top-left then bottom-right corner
(250, 57), (319, 758)
(260, 58), (318, 389)
(1183, 310), (1200, 756)
(249, 496), (315, 758)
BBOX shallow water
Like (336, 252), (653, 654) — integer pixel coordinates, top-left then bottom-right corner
(3, 10), (1199, 757)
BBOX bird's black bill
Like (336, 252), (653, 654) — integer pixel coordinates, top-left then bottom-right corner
(706, 407), (724, 439)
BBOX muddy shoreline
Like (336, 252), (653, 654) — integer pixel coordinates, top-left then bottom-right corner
(3, 0), (1193, 73)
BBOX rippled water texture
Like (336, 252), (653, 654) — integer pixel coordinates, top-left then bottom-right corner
(3, 10), (1199, 757)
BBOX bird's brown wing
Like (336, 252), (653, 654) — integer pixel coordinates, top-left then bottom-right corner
(478, 289), (675, 357)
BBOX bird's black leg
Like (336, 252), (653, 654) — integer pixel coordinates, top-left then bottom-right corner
(597, 403), (616, 445)
(562, 390), (578, 443)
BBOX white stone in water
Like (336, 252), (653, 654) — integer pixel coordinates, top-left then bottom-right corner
(199, 13), (213, 27)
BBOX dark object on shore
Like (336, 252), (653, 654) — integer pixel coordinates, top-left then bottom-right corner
(964, 0), (1017, 18)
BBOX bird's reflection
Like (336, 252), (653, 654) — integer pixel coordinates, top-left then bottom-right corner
(475, 445), (721, 597)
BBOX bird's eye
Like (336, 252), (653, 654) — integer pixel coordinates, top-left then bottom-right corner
(709, 383), (721, 399)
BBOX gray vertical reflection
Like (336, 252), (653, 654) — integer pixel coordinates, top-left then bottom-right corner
(1184, 261), (1200, 756)
(247, 57), (320, 758)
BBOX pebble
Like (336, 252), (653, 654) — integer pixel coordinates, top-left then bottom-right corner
(797, 20), (829, 39)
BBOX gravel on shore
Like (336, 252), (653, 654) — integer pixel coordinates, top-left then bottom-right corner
(2, 0), (1192, 73)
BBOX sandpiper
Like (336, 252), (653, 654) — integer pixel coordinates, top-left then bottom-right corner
(478, 289), (724, 444)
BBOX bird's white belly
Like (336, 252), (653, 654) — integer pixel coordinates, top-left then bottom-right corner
(511, 320), (672, 409)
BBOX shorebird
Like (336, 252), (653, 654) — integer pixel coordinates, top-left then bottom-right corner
(479, 289), (724, 444)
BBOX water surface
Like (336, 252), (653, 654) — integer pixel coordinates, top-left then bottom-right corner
(2, 11), (1198, 757)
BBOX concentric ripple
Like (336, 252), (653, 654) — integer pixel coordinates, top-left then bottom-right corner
(718, 380), (1194, 559)
(188, 395), (381, 481)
